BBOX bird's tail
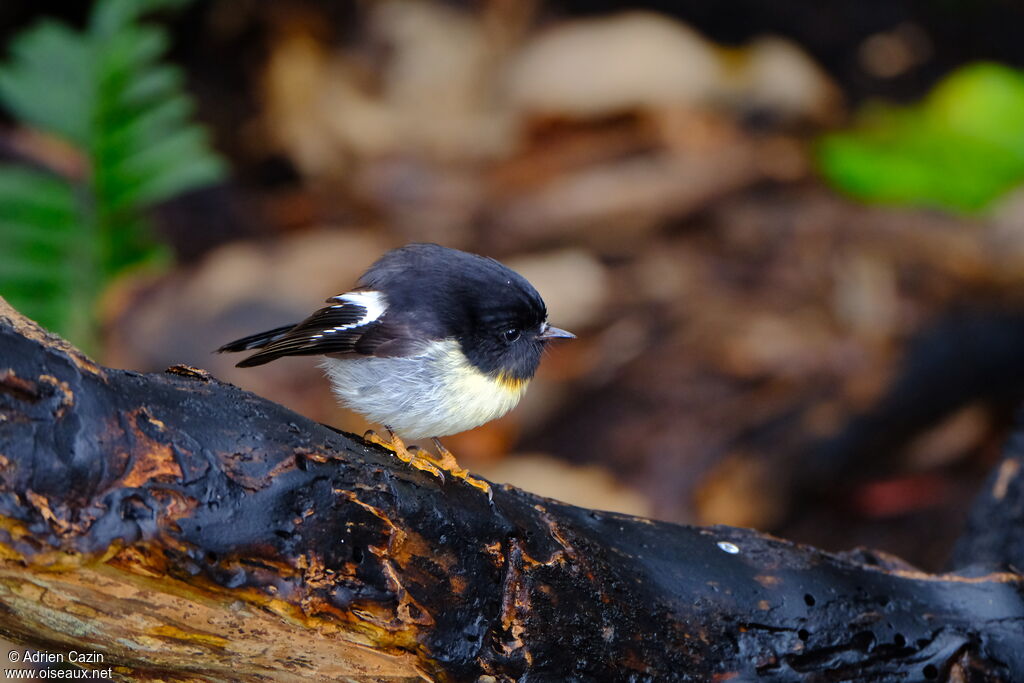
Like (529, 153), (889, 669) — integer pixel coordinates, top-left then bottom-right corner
(216, 325), (296, 359)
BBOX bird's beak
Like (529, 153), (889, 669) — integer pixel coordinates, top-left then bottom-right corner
(539, 324), (576, 341)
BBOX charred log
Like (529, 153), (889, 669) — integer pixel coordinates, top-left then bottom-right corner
(0, 297), (1022, 682)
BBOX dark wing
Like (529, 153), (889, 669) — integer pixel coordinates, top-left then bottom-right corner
(217, 299), (368, 367)
(217, 293), (423, 367)
(216, 324), (296, 353)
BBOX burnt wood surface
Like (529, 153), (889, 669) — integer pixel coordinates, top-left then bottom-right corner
(1, 297), (1023, 682)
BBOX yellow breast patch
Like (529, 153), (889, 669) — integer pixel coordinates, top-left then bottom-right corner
(495, 372), (530, 394)
(441, 346), (530, 432)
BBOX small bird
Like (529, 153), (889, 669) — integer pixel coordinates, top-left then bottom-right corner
(217, 243), (574, 494)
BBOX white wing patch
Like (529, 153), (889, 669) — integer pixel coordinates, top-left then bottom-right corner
(313, 291), (387, 338)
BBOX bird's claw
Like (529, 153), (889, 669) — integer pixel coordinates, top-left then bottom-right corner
(364, 429), (446, 482)
(408, 446), (445, 483)
(361, 429), (492, 500)
(429, 437), (493, 500)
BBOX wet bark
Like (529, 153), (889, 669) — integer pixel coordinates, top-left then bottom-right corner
(0, 297), (1022, 682)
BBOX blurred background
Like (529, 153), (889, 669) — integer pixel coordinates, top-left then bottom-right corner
(4, 0), (1024, 577)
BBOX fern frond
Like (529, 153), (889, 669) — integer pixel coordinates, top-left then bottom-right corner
(0, 0), (225, 350)
(0, 166), (87, 340)
(0, 23), (93, 147)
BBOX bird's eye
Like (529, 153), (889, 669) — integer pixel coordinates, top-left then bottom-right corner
(502, 327), (521, 343)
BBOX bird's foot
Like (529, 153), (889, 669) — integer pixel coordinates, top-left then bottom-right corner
(427, 437), (493, 501)
(364, 429), (445, 481)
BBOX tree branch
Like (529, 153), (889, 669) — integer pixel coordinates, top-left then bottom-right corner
(1, 297), (1022, 682)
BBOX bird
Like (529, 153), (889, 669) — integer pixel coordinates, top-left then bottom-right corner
(217, 243), (575, 495)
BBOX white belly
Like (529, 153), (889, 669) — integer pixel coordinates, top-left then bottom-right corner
(320, 340), (529, 439)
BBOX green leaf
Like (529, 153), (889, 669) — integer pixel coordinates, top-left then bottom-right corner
(98, 26), (170, 89)
(927, 63), (1024, 159)
(0, 22), (93, 146)
(116, 65), (183, 109)
(90, 0), (190, 38)
(0, 166), (82, 340)
(94, 93), (193, 166)
(0, 220), (74, 250)
(105, 127), (225, 207)
(0, 167), (77, 229)
(817, 62), (1024, 213)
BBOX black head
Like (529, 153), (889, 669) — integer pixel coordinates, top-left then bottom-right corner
(360, 243), (573, 379)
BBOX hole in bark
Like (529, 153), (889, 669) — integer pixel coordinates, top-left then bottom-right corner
(803, 593), (815, 606)
(352, 547), (364, 563)
(205, 551), (218, 565)
(923, 664), (938, 679)
(851, 631), (875, 652)
(466, 634), (479, 642)
(797, 629), (810, 641)
(894, 633), (906, 647)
